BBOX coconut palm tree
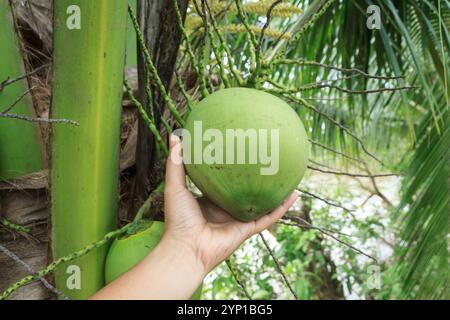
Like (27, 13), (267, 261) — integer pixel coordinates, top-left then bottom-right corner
(0, 0), (447, 300)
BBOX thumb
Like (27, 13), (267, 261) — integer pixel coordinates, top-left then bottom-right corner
(253, 191), (298, 234)
(165, 134), (186, 193)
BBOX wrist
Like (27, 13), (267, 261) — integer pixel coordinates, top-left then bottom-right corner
(92, 235), (206, 300)
(157, 235), (208, 279)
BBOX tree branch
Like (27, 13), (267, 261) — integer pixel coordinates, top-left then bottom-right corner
(308, 165), (399, 178)
(0, 63), (50, 92)
(225, 258), (252, 300)
(259, 233), (298, 299)
(0, 113), (79, 126)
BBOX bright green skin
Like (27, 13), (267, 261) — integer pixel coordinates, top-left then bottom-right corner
(51, 0), (128, 299)
(184, 88), (309, 222)
(104, 221), (202, 300)
(0, 1), (43, 179)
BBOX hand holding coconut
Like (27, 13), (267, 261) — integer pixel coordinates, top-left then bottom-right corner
(163, 134), (299, 274)
(92, 134), (298, 300)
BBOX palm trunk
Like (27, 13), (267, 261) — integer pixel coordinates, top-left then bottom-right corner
(0, 0), (44, 180)
(51, 0), (128, 299)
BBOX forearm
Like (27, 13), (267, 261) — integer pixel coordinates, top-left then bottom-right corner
(91, 239), (205, 300)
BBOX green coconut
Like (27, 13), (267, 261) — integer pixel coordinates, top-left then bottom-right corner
(104, 220), (202, 299)
(184, 88), (309, 222)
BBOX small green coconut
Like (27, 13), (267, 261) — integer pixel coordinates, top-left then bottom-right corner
(184, 88), (309, 222)
(104, 220), (202, 299)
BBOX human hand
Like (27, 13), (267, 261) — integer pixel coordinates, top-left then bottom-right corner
(91, 134), (298, 300)
(161, 134), (298, 277)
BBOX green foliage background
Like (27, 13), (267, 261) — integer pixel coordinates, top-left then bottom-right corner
(184, 0), (449, 300)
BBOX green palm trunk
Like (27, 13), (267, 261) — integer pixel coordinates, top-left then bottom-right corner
(51, 0), (128, 299)
(0, 1), (44, 179)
